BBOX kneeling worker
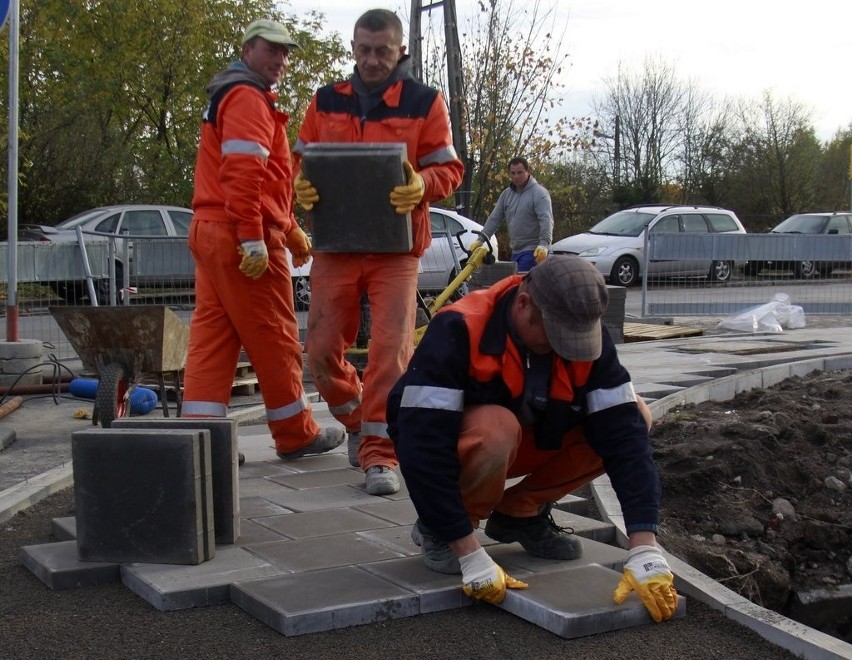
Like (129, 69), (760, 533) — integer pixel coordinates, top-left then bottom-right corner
(387, 255), (677, 621)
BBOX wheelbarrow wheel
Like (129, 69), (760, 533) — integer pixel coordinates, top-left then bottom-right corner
(96, 362), (129, 428)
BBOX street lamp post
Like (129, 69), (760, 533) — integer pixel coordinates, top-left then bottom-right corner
(593, 115), (620, 187)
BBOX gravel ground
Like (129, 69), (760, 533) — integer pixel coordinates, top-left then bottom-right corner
(0, 489), (799, 660)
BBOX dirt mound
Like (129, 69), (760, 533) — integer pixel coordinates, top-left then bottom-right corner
(651, 369), (852, 642)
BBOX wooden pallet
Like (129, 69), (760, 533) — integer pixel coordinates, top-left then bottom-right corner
(622, 322), (704, 342)
(232, 361), (259, 396)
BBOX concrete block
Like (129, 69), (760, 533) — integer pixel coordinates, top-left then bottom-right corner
(360, 556), (475, 613)
(255, 508), (396, 540)
(230, 566), (419, 636)
(239, 496), (291, 519)
(266, 467), (365, 489)
(20, 540), (120, 590)
(264, 484), (382, 512)
(498, 564), (686, 638)
(489, 536), (628, 574)
(247, 533), (405, 572)
(300, 143), (412, 253)
(234, 519), (291, 547)
(113, 418), (240, 545)
(350, 498), (418, 525)
(71, 429), (213, 565)
(122, 546), (285, 611)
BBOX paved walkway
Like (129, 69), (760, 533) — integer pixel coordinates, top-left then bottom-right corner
(3, 324), (852, 657)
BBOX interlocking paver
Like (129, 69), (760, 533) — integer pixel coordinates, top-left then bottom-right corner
(20, 540), (119, 590)
(255, 507), (396, 539)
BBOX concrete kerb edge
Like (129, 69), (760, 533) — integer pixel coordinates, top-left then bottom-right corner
(591, 354), (852, 660)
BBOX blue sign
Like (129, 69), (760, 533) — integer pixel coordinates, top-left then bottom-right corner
(0, 0), (9, 30)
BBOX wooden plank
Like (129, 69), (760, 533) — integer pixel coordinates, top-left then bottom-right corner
(622, 322), (704, 342)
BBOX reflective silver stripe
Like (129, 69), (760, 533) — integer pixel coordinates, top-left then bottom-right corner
(293, 138), (307, 155)
(361, 421), (390, 439)
(587, 381), (636, 414)
(222, 139), (269, 160)
(328, 395), (361, 416)
(181, 401), (228, 417)
(419, 145), (458, 167)
(267, 393), (309, 421)
(400, 384), (464, 412)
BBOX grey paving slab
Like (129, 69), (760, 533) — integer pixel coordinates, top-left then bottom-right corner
(549, 508), (616, 544)
(498, 564), (686, 638)
(489, 536), (628, 574)
(553, 492), (588, 514)
(634, 383), (687, 400)
(50, 516), (76, 541)
(359, 555), (477, 613)
(121, 546), (286, 611)
(238, 462), (299, 480)
(255, 508), (396, 539)
(72, 429), (213, 565)
(263, 483), (381, 512)
(239, 496), (291, 519)
(351, 498), (418, 525)
(234, 519), (291, 546)
(243, 532), (405, 572)
(112, 418), (241, 544)
(20, 540), (120, 590)
(238, 476), (293, 499)
(266, 467), (365, 489)
(356, 523), (496, 557)
(230, 565), (419, 636)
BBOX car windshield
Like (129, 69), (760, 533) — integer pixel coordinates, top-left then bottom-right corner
(587, 211), (657, 237)
(55, 208), (110, 230)
(771, 214), (829, 234)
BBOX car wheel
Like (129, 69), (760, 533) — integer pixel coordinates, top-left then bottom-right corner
(610, 256), (639, 287)
(709, 260), (733, 283)
(293, 275), (310, 310)
(793, 260), (817, 279)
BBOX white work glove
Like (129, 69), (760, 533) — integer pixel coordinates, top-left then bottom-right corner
(237, 240), (269, 279)
(459, 547), (528, 604)
(533, 246), (549, 264)
(612, 545), (677, 622)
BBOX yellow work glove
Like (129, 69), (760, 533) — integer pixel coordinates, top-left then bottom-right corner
(612, 545), (678, 622)
(237, 239), (269, 280)
(294, 171), (319, 211)
(459, 548), (528, 604)
(468, 240), (483, 253)
(285, 226), (312, 268)
(534, 245), (549, 264)
(389, 160), (425, 214)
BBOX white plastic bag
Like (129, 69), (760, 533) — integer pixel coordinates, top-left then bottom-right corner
(718, 293), (807, 333)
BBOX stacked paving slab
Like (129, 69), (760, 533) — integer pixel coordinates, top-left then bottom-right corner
(20, 416), (685, 638)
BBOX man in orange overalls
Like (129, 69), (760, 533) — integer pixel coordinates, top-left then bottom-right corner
(293, 9), (464, 495)
(182, 19), (345, 460)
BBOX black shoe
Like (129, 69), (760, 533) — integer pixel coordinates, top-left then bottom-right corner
(484, 504), (583, 560)
(276, 427), (346, 461)
(410, 519), (461, 574)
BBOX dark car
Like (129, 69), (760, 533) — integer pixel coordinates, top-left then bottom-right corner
(746, 212), (852, 279)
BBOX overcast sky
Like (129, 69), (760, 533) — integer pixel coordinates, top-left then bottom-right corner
(283, 0), (852, 141)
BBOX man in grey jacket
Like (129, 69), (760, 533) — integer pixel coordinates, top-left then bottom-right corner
(471, 157), (554, 272)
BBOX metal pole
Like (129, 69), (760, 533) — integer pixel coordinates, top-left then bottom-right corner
(613, 115), (621, 188)
(6, 0), (19, 341)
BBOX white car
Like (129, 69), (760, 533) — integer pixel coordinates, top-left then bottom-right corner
(290, 207), (499, 309)
(551, 204), (747, 287)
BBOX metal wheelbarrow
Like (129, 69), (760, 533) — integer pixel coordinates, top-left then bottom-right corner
(50, 305), (190, 427)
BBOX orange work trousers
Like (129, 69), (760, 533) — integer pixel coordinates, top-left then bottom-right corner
(457, 405), (605, 526)
(306, 252), (419, 469)
(181, 220), (319, 453)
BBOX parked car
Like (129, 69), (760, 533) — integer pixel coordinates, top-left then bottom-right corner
(745, 212), (852, 279)
(551, 204), (747, 287)
(290, 207), (499, 309)
(19, 204), (313, 304)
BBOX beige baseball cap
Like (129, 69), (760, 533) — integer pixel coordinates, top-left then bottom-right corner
(242, 19), (299, 49)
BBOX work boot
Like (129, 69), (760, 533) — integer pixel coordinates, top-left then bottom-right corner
(276, 427), (346, 461)
(347, 431), (361, 467)
(484, 503), (583, 560)
(365, 465), (399, 495)
(410, 519), (461, 574)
